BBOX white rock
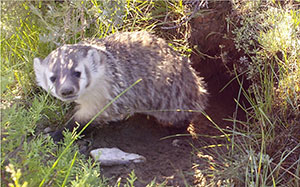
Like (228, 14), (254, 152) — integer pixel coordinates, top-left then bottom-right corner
(44, 127), (53, 133)
(90, 147), (146, 166)
(172, 139), (180, 147)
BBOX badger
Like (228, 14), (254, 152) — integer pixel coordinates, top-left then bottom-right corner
(34, 31), (208, 141)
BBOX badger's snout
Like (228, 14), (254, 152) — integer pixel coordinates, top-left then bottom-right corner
(57, 85), (78, 100)
(60, 87), (75, 96)
(54, 71), (81, 100)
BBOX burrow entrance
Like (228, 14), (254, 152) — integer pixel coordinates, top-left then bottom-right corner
(80, 2), (245, 186)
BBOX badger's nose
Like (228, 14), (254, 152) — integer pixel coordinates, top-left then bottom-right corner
(60, 87), (75, 97)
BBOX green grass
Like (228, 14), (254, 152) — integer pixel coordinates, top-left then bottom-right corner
(1, 0), (299, 186)
(192, 1), (300, 186)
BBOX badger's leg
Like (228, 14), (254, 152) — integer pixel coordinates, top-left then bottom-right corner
(50, 118), (93, 142)
(50, 130), (64, 142)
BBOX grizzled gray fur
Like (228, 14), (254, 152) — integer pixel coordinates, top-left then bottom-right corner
(34, 31), (208, 135)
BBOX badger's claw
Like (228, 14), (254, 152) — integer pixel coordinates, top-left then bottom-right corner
(50, 130), (64, 143)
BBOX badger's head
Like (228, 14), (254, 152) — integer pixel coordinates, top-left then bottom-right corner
(34, 45), (106, 102)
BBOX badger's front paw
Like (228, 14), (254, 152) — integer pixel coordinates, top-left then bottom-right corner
(49, 130), (64, 143)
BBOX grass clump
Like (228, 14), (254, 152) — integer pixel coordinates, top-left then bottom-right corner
(231, 1), (300, 117)
(195, 1), (300, 186)
(1, 95), (106, 186)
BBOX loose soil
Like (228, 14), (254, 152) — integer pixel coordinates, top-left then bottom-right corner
(76, 2), (243, 186)
(82, 76), (242, 186)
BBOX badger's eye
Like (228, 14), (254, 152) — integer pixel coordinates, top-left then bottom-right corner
(74, 71), (81, 78)
(50, 76), (56, 83)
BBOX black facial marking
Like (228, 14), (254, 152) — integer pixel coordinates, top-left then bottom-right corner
(73, 71), (81, 78)
(50, 76), (56, 83)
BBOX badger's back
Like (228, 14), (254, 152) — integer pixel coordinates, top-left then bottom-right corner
(76, 31), (208, 125)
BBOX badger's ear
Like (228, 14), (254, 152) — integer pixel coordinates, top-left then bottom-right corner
(34, 57), (48, 90)
(86, 49), (106, 73)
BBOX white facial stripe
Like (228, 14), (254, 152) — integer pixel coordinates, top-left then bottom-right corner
(74, 65), (85, 74)
(68, 59), (74, 69)
(60, 74), (67, 84)
(60, 46), (67, 65)
(73, 63), (87, 98)
(42, 72), (48, 91)
(43, 70), (59, 98)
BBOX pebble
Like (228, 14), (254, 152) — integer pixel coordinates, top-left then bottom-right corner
(44, 127), (53, 133)
(172, 139), (180, 147)
(90, 147), (146, 166)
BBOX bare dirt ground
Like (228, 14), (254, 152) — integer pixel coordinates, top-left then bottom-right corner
(80, 2), (242, 186)
(81, 76), (242, 186)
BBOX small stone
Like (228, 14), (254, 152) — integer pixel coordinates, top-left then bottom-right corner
(172, 139), (180, 147)
(79, 145), (88, 154)
(78, 139), (91, 154)
(44, 127), (53, 133)
(90, 147), (146, 166)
